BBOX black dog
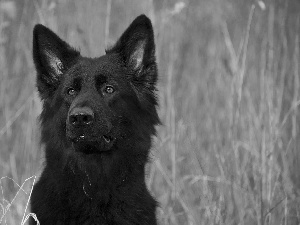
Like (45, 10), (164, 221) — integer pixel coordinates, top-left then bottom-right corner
(30, 14), (159, 225)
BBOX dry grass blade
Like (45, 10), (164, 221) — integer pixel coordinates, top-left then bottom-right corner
(0, 94), (34, 138)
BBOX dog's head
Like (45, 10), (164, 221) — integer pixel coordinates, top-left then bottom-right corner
(33, 15), (159, 154)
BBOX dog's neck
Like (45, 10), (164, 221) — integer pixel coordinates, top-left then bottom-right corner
(45, 143), (148, 186)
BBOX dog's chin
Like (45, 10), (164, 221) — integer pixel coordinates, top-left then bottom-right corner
(69, 135), (116, 154)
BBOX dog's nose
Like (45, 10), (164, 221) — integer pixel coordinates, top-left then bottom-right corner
(69, 107), (94, 126)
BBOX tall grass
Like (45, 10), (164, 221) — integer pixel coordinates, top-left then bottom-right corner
(0, 0), (299, 224)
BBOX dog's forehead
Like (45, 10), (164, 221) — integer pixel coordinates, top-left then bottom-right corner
(68, 54), (124, 81)
(93, 54), (124, 75)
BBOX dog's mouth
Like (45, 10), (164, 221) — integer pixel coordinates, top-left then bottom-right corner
(71, 134), (114, 143)
(102, 135), (114, 144)
(69, 134), (116, 154)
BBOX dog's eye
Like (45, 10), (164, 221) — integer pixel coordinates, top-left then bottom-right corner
(104, 85), (114, 94)
(67, 88), (76, 96)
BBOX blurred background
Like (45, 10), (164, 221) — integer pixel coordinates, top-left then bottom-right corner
(0, 0), (300, 224)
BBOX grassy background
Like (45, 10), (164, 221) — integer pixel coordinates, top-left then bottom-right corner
(0, 0), (300, 224)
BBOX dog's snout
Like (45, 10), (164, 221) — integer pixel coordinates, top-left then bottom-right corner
(69, 107), (94, 126)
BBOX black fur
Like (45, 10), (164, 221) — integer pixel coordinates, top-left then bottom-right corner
(30, 15), (159, 225)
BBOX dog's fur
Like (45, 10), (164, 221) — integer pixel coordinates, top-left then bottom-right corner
(30, 15), (159, 225)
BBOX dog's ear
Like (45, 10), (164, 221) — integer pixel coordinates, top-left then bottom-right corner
(33, 24), (80, 99)
(107, 15), (157, 89)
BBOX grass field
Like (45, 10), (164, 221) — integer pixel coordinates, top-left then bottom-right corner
(0, 0), (300, 224)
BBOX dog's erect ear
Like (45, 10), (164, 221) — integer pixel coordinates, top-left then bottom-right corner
(107, 15), (157, 89)
(33, 24), (80, 98)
